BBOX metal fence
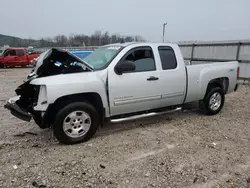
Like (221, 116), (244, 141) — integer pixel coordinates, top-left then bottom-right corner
(178, 40), (250, 80)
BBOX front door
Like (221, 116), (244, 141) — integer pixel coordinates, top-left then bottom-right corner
(108, 46), (163, 116)
(3, 49), (17, 66)
(157, 46), (186, 106)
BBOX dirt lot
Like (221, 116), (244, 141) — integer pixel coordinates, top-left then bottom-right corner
(0, 68), (250, 188)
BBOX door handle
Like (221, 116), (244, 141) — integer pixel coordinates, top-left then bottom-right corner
(147, 76), (159, 81)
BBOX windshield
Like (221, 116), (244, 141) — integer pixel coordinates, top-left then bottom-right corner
(0, 50), (3, 56)
(83, 46), (122, 70)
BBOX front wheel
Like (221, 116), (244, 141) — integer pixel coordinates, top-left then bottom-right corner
(53, 102), (100, 144)
(199, 87), (225, 115)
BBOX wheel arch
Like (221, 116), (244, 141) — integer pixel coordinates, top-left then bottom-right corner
(43, 92), (105, 126)
(203, 77), (229, 99)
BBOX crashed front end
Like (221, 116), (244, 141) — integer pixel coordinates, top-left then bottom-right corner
(4, 48), (93, 128)
(4, 81), (40, 122)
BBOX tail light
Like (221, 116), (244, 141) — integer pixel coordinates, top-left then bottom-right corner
(237, 66), (240, 80)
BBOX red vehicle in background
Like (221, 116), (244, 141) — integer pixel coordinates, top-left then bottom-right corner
(0, 48), (40, 67)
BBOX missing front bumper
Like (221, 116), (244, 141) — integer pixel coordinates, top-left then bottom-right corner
(4, 96), (32, 122)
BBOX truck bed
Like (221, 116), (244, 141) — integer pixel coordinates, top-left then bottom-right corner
(185, 61), (238, 103)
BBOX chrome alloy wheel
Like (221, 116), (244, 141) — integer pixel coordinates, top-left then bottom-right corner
(209, 92), (222, 111)
(62, 111), (91, 138)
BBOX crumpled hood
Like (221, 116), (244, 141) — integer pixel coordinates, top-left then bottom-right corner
(28, 48), (93, 79)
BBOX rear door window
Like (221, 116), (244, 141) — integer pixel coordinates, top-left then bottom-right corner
(158, 46), (177, 70)
(17, 50), (24, 56)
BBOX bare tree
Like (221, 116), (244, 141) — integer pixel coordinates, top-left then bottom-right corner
(54, 35), (68, 46)
(134, 35), (145, 42)
(125, 36), (134, 42)
(0, 31), (146, 47)
(102, 32), (110, 45)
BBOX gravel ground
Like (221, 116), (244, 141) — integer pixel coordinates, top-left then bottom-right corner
(0, 68), (250, 188)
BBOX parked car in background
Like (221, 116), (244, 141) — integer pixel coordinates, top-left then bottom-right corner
(0, 48), (40, 67)
(5, 43), (239, 144)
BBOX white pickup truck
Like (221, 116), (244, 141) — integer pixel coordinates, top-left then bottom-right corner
(5, 43), (239, 144)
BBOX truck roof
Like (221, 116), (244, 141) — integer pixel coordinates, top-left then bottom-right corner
(103, 42), (177, 48)
(5, 47), (26, 50)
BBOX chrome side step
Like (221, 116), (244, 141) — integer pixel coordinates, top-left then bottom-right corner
(110, 107), (182, 123)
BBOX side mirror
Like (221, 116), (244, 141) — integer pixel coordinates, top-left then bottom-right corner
(115, 61), (136, 75)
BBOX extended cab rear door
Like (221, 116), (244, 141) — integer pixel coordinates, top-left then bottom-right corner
(16, 49), (28, 65)
(156, 45), (186, 106)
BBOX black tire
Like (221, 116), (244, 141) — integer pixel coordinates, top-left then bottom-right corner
(33, 114), (42, 127)
(53, 102), (99, 144)
(199, 87), (225, 115)
(32, 112), (49, 129)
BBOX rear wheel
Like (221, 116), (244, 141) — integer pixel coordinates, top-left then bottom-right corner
(53, 102), (99, 144)
(199, 87), (225, 115)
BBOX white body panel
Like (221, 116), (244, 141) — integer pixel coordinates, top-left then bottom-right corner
(185, 61), (238, 103)
(28, 43), (238, 118)
(30, 71), (110, 116)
